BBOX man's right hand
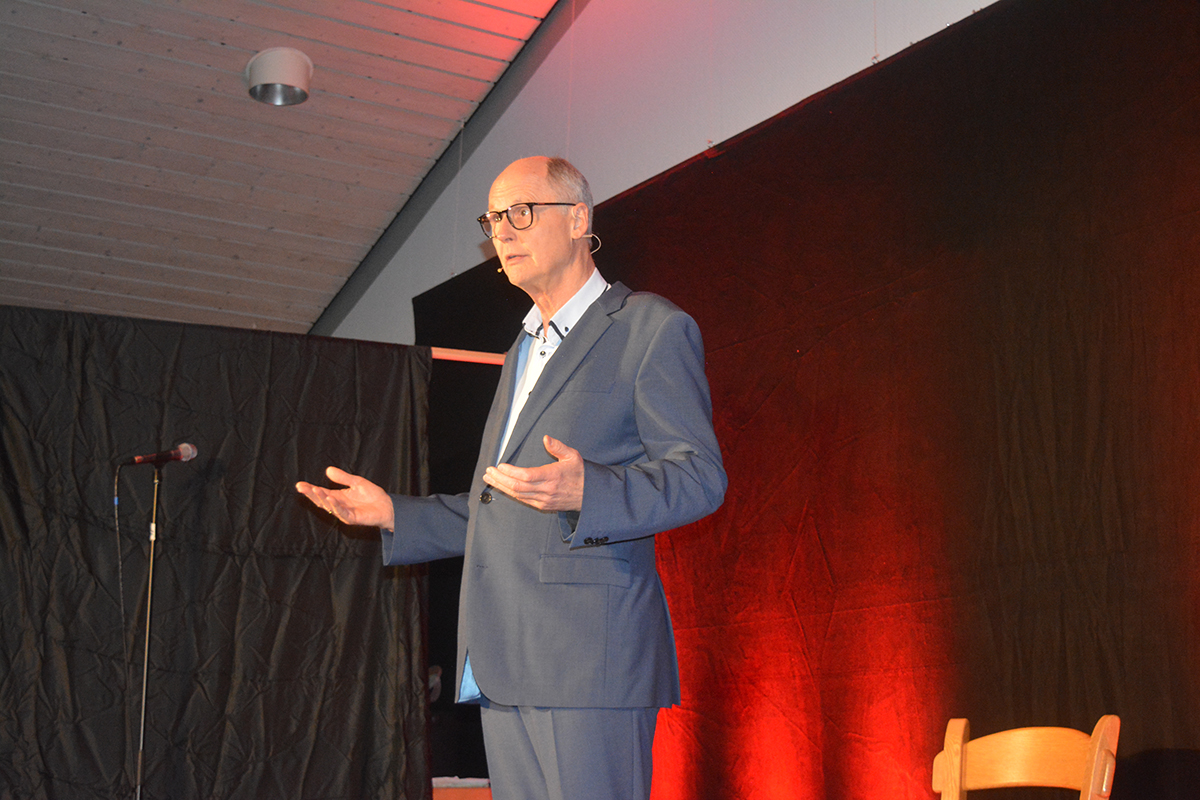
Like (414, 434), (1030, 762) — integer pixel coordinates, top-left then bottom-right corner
(296, 466), (395, 530)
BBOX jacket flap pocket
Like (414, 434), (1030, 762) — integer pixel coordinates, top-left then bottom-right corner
(539, 555), (631, 587)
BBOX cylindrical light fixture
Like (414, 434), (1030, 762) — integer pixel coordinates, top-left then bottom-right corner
(244, 47), (313, 106)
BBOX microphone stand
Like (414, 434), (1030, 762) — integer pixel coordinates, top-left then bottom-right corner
(134, 466), (161, 800)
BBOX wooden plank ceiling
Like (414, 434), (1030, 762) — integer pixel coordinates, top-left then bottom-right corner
(0, 0), (559, 334)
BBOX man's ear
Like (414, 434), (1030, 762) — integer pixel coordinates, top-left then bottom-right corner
(571, 202), (590, 238)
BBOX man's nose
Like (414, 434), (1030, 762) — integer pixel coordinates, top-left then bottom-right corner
(492, 216), (517, 240)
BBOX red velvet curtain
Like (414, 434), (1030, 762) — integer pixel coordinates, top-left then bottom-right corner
(419, 0), (1200, 797)
(612, 1), (1200, 797)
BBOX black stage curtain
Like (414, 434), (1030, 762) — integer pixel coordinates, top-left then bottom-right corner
(414, 0), (1200, 797)
(0, 306), (431, 800)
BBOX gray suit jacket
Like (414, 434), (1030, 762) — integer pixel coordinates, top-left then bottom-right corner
(381, 282), (726, 708)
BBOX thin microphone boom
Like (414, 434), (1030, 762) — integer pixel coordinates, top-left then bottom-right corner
(122, 443), (198, 466)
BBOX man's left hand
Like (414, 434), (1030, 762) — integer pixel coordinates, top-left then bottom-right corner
(483, 435), (584, 511)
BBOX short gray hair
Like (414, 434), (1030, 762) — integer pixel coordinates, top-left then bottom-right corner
(545, 157), (594, 234)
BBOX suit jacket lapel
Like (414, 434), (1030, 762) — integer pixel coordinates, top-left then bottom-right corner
(496, 282), (630, 464)
(480, 332), (526, 468)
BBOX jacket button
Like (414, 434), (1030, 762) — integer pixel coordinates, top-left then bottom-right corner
(479, 489), (492, 504)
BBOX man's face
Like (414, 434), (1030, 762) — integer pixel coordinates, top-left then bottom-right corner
(487, 159), (581, 295)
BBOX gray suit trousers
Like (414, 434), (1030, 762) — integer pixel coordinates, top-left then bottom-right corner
(480, 701), (658, 800)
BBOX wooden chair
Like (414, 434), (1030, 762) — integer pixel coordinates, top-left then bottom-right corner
(932, 715), (1120, 800)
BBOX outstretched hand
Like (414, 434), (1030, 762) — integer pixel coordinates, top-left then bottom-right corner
(296, 466), (395, 530)
(483, 435), (585, 512)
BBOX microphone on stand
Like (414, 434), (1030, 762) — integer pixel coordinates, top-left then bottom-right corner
(116, 440), (197, 800)
(121, 443), (198, 466)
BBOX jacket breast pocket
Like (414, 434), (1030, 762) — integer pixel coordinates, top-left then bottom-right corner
(560, 357), (617, 394)
(561, 377), (614, 394)
(539, 555), (631, 588)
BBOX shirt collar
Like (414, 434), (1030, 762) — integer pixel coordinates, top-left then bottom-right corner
(521, 268), (610, 344)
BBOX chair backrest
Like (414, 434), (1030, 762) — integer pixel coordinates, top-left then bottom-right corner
(932, 715), (1120, 800)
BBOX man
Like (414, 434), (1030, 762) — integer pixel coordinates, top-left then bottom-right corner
(296, 156), (726, 800)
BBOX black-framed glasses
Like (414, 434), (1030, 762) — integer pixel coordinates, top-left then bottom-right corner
(477, 202), (577, 238)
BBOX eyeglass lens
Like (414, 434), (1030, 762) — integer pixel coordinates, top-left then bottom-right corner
(481, 204), (534, 237)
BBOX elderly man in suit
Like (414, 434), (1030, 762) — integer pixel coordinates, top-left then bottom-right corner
(297, 156), (726, 800)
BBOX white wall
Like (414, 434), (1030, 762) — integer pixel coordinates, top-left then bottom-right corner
(332, 0), (992, 345)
